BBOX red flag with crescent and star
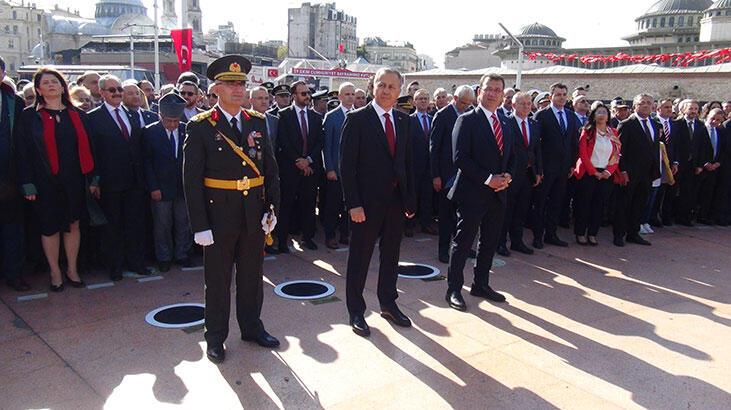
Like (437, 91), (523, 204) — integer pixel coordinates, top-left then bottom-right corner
(171, 28), (193, 72)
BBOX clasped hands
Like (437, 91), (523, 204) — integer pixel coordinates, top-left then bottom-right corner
(488, 173), (512, 192)
(295, 158), (314, 176)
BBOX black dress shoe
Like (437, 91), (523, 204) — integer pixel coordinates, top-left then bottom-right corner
(380, 305), (412, 327)
(136, 267), (153, 276)
(421, 225), (438, 235)
(278, 244), (291, 254)
(350, 315), (370, 337)
(404, 227), (414, 237)
(64, 274), (85, 288)
(325, 238), (339, 249)
(677, 220), (694, 227)
(662, 219), (674, 226)
(302, 239), (318, 250)
(206, 344), (225, 364)
(613, 236), (625, 247)
(264, 245), (279, 255)
(445, 291), (467, 311)
(468, 249), (477, 258)
(626, 235), (651, 246)
(697, 218), (714, 225)
(438, 252), (450, 264)
(176, 258), (193, 268)
(110, 271), (123, 281)
(496, 244), (510, 257)
(544, 235), (568, 247)
(6, 277), (30, 292)
(158, 261), (171, 272)
(532, 238), (544, 249)
(339, 236), (350, 245)
(511, 242), (534, 255)
(469, 284), (506, 303)
(242, 329), (280, 348)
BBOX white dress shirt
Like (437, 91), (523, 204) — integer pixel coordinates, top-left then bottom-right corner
(219, 107), (242, 133)
(513, 115), (531, 145)
(478, 104), (500, 185)
(372, 101), (395, 133)
(591, 132), (613, 169)
(294, 104), (309, 132)
(104, 101), (131, 134)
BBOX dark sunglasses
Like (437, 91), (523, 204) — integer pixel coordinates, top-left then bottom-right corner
(207, 93), (218, 98)
(180, 91), (196, 97)
(106, 87), (123, 94)
(298, 91), (311, 96)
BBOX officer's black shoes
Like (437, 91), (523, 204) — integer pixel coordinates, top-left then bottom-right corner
(496, 244), (510, 257)
(158, 261), (171, 272)
(544, 235), (568, 247)
(136, 267), (154, 276)
(278, 244), (291, 254)
(613, 236), (625, 247)
(350, 315), (370, 337)
(380, 304), (412, 327)
(242, 329), (280, 348)
(264, 245), (279, 255)
(206, 344), (225, 364)
(470, 284), (506, 303)
(110, 271), (123, 281)
(438, 252), (450, 264)
(626, 235), (651, 246)
(326, 238), (339, 249)
(302, 238), (318, 250)
(176, 258), (193, 268)
(511, 242), (534, 255)
(532, 238), (544, 249)
(445, 290), (467, 311)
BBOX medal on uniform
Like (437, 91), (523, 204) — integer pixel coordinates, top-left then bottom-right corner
(248, 148), (257, 157)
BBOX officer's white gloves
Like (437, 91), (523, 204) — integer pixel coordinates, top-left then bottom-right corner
(261, 212), (277, 235)
(194, 230), (214, 246)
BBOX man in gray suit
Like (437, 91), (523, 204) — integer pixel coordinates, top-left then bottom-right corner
(322, 82), (356, 249)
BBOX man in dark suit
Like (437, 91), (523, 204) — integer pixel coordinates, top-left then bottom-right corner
(656, 98), (681, 225)
(697, 108), (726, 225)
(614, 94), (661, 246)
(143, 93), (192, 272)
(322, 82), (355, 249)
(123, 80), (157, 128)
(446, 73), (515, 312)
(408, 88), (437, 236)
(498, 91), (542, 257)
(430, 85), (475, 263)
(531, 83), (580, 248)
(179, 81), (204, 122)
(88, 74), (152, 280)
(183, 56), (281, 364)
(275, 81), (323, 252)
(674, 99), (711, 226)
(267, 84), (291, 117)
(0, 56), (30, 291)
(340, 67), (416, 337)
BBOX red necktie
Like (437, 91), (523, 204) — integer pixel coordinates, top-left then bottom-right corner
(421, 114), (430, 139)
(521, 119), (529, 148)
(384, 112), (396, 157)
(114, 108), (130, 141)
(299, 109), (308, 154)
(491, 113), (503, 155)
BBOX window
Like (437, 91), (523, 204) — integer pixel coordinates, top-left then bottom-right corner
(688, 16), (693, 26)
(652, 18), (657, 27)
(8, 39), (13, 48)
(660, 17), (665, 27)
(669, 17), (674, 27)
(13, 25), (17, 34)
(678, 37), (683, 43)
(539, 39), (545, 46)
(37, 14), (41, 22)
(9, 63), (15, 72)
(12, 10), (17, 19)
(678, 16), (685, 26)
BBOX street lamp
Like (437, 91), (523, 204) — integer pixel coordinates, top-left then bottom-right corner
(499, 23), (524, 89)
(122, 22), (159, 85)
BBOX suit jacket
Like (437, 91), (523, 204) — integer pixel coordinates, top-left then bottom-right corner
(409, 111), (432, 177)
(657, 116), (680, 164)
(183, 106), (280, 235)
(0, 84), (24, 222)
(430, 103), (460, 184)
(276, 105), (324, 178)
(88, 103), (145, 192)
(507, 114), (543, 176)
(323, 106), (347, 176)
(340, 102), (416, 214)
(701, 125), (725, 165)
(671, 117), (710, 169)
(127, 108), (157, 128)
(618, 114), (661, 182)
(265, 112), (278, 151)
(448, 107), (516, 205)
(181, 107), (204, 123)
(534, 106), (580, 176)
(143, 121), (186, 201)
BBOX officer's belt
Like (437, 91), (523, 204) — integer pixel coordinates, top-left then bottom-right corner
(204, 176), (264, 191)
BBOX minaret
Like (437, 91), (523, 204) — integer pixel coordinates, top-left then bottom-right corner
(161, 0), (178, 31)
(186, 0), (203, 44)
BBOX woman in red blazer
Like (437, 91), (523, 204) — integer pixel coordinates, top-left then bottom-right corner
(573, 103), (621, 246)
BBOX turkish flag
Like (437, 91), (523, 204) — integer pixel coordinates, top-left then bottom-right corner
(267, 68), (279, 78)
(171, 28), (193, 72)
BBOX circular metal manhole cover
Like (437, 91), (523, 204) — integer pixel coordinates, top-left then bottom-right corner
(273, 280), (335, 300)
(397, 262), (441, 279)
(145, 303), (205, 329)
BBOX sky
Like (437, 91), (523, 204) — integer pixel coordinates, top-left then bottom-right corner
(37, 0), (656, 67)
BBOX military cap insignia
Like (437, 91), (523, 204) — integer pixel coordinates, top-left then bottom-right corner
(230, 62), (241, 73)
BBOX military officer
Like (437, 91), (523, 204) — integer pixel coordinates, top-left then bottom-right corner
(183, 55), (281, 364)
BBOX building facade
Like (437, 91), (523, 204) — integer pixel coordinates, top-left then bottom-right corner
(445, 34), (510, 70)
(287, 2), (357, 61)
(362, 37), (419, 73)
(0, 0), (44, 74)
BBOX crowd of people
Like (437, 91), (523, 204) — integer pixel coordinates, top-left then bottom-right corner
(1, 53), (730, 299)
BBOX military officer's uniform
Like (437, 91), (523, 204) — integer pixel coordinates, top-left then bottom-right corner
(183, 55), (281, 363)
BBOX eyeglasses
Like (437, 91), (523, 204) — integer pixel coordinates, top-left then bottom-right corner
(105, 87), (123, 94)
(180, 91), (196, 97)
(298, 91), (311, 96)
(207, 93), (217, 98)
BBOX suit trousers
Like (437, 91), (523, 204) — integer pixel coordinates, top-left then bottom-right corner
(574, 176), (613, 237)
(448, 197), (505, 292)
(613, 178), (650, 239)
(676, 165), (700, 223)
(151, 196), (192, 262)
(532, 172), (567, 240)
(408, 172), (434, 230)
(0, 222), (24, 280)
(560, 176), (577, 226)
(698, 170), (725, 221)
(660, 183), (677, 223)
(345, 189), (404, 316)
(322, 179), (349, 240)
(278, 172), (317, 244)
(101, 189), (146, 273)
(437, 189), (457, 256)
(500, 170), (532, 247)
(203, 228), (265, 346)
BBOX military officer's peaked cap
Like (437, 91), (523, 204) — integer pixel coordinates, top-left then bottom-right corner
(158, 92), (187, 118)
(397, 95), (414, 110)
(312, 89), (329, 100)
(327, 90), (339, 98)
(273, 84), (291, 96)
(260, 81), (275, 92)
(206, 55), (252, 82)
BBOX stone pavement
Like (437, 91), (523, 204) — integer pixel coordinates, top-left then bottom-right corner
(1, 224), (730, 409)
